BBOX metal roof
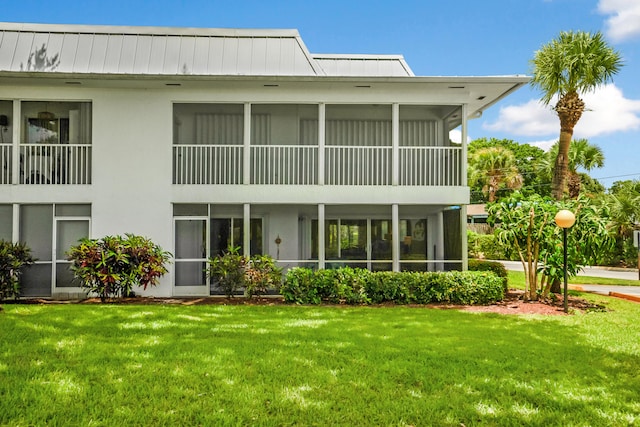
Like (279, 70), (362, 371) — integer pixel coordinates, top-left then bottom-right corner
(0, 22), (414, 77)
(313, 54), (414, 77)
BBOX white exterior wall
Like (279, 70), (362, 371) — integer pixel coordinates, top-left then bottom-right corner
(0, 80), (471, 297)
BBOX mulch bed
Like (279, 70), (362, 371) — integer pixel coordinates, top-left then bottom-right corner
(2, 290), (608, 315)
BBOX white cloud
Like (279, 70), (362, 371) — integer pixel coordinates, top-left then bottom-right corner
(527, 139), (557, 152)
(483, 84), (640, 138)
(449, 129), (471, 144)
(598, 0), (640, 42)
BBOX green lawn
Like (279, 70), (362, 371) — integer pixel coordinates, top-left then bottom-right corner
(508, 270), (640, 289)
(1, 298), (639, 426)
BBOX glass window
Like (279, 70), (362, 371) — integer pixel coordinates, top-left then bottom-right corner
(21, 264), (52, 297)
(175, 219), (206, 259)
(56, 220), (89, 259)
(55, 204), (91, 217)
(20, 205), (53, 261)
(173, 204), (208, 216)
(173, 103), (243, 146)
(21, 101), (92, 145)
(175, 262), (207, 287)
(0, 204), (12, 241)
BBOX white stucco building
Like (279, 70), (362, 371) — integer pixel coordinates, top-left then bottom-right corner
(0, 22), (528, 298)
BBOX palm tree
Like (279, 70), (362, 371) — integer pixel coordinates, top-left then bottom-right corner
(468, 146), (523, 202)
(530, 31), (622, 200)
(547, 139), (604, 198)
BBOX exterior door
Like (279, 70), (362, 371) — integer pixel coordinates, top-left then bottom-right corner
(174, 217), (208, 295)
(53, 218), (90, 291)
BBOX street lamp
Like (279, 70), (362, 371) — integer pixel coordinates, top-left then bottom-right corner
(555, 209), (576, 313)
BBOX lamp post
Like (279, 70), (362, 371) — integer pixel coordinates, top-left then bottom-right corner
(554, 209), (576, 313)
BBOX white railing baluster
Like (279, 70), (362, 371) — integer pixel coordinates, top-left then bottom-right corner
(168, 144), (460, 187)
(18, 144), (92, 185)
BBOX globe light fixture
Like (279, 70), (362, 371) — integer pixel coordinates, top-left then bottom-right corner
(555, 209), (576, 313)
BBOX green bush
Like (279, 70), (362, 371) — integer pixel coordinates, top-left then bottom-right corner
(279, 267), (319, 304)
(245, 254), (283, 299)
(67, 234), (171, 302)
(281, 267), (504, 306)
(0, 240), (35, 301)
(208, 246), (247, 298)
(208, 248), (283, 299)
(468, 259), (508, 291)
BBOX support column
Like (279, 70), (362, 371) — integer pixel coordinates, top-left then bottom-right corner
(243, 203), (250, 258)
(12, 101), (20, 184)
(392, 204), (399, 272)
(460, 104), (469, 270)
(243, 103), (251, 185)
(318, 103), (325, 186)
(436, 210), (444, 271)
(392, 103), (399, 186)
(12, 203), (19, 243)
(460, 205), (468, 270)
(461, 104), (468, 186)
(318, 204), (325, 269)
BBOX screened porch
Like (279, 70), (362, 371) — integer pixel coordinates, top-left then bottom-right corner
(172, 103), (462, 187)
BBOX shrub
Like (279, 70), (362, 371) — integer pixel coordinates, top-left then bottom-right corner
(208, 246), (247, 298)
(432, 271), (504, 305)
(245, 254), (283, 299)
(281, 267), (504, 306)
(468, 259), (508, 291)
(67, 234), (171, 302)
(208, 248), (282, 299)
(280, 267), (318, 304)
(0, 240), (35, 301)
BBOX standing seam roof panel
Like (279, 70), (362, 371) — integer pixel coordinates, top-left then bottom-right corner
(192, 36), (210, 74)
(118, 35), (138, 74)
(74, 33), (93, 73)
(163, 36), (181, 74)
(57, 33), (79, 73)
(132, 35), (152, 74)
(88, 34), (108, 73)
(148, 36), (166, 74)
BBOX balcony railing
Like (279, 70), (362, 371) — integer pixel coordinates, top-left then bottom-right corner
(0, 144), (11, 184)
(400, 146), (461, 186)
(19, 144), (91, 185)
(251, 145), (318, 185)
(173, 145), (242, 184)
(173, 144), (462, 186)
(325, 146), (392, 186)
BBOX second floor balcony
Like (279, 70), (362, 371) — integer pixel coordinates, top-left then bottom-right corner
(172, 103), (464, 187)
(172, 143), (461, 186)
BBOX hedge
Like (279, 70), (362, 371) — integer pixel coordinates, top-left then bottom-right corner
(467, 259), (508, 291)
(280, 267), (504, 306)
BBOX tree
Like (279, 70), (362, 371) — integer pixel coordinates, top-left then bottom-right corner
(546, 139), (605, 198)
(530, 31), (622, 200)
(469, 138), (549, 201)
(468, 146), (523, 202)
(488, 193), (612, 301)
(600, 180), (640, 266)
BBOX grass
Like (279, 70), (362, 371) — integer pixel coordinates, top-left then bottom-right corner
(507, 270), (639, 289)
(1, 300), (640, 426)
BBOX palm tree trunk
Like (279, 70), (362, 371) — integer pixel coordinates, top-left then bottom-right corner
(551, 127), (573, 200)
(552, 91), (584, 200)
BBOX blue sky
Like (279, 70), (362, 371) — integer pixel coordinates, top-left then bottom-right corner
(4, 0), (640, 189)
